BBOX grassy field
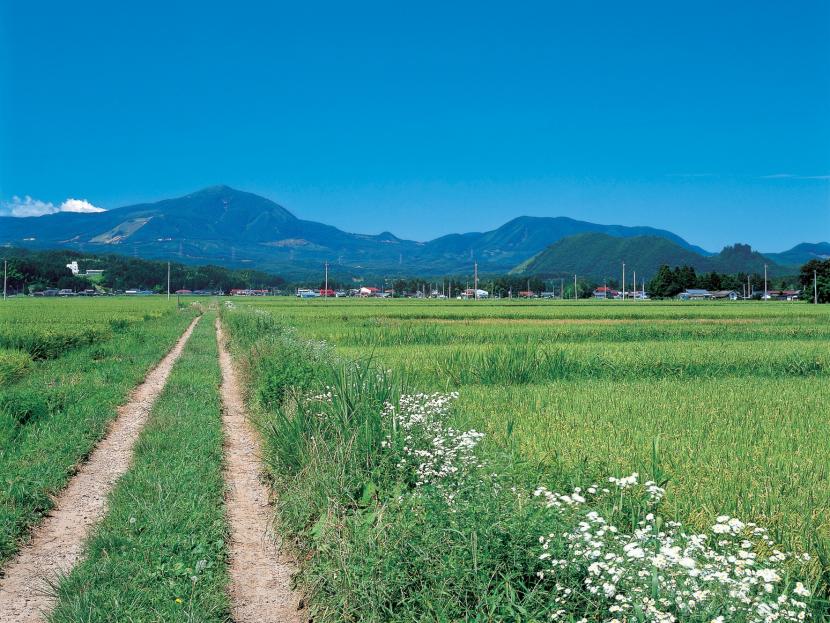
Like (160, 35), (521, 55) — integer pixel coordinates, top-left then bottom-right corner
(234, 298), (830, 565)
(0, 297), (195, 563)
(1, 296), (827, 621)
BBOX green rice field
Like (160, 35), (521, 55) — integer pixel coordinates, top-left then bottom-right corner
(1, 295), (828, 621)
(236, 298), (830, 563)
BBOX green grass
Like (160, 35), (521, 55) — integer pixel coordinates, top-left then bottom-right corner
(49, 312), (230, 622)
(222, 302), (829, 621)
(0, 303), (197, 563)
(233, 298), (830, 573)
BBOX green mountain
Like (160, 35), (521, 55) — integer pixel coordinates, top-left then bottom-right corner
(513, 234), (795, 279)
(0, 186), (710, 278)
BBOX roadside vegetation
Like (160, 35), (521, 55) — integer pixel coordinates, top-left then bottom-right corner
(223, 301), (829, 622)
(0, 299), (196, 563)
(48, 312), (230, 621)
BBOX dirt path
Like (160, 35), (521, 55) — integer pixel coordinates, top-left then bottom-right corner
(216, 318), (304, 623)
(0, 315), (202, 622)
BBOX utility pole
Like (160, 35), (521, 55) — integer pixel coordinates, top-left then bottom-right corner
(324, 261), (329, 300)
(474, 261), (479, 300)
(560, 277), (564, 300)
(622, 262), (625, 301)
(747, 274), (751, 300)
(632, 270), (636, 301)
(3, 260), (6, 301)
(815, 269), (819, 304)
(764, 264), (768, 301)
(574, 274), (578, 300)
(166, 262), (170, 301)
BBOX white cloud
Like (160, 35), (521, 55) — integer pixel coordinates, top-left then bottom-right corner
(59, 198), (107, 213)
(761, 173), (830, 180)
(0, 195), (106, 217)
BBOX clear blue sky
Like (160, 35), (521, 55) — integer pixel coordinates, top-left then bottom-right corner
(1, 0), (828, 251)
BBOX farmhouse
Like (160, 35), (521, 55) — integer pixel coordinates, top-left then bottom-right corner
(461, 288), (489, 299)
(766, 290), (801, 301)
(359, 286), (380, 297)
(709, 290), (739, 300)
(678, 289), (711, 300)
(593, 286), (619, 299)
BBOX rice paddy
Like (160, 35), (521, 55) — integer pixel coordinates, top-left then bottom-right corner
(237, 298), (830, 564)
(1, 295), (827, 621)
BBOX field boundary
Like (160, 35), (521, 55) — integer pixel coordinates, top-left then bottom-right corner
(0, 314), (201, 622)
(216, 317), (303, 622)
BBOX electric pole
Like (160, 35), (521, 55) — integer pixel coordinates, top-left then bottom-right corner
(815, 269), (819, 304)
(764, 264), (768, 301)
(167, 262), (170, 301)
(574, 274), (578, 300)
(622, 262), (625, 301)
(474, 261), (478, 300)
(3, 260), (6, 301)
(632, 270), (636, 301)
(324, 261), (328, 300)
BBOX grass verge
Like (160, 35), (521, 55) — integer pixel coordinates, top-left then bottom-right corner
(48, 311), (229, 621)
(0, 307), (197, 564)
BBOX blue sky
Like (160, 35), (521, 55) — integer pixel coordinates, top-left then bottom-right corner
(1, 0), (828, 251)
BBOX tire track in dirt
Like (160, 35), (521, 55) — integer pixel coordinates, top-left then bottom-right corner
(216, 318), (304, 623)
(0, 314), (202, 622)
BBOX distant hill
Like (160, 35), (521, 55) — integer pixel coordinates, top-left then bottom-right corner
(0, 185), (713, 278)
(513, 234), (796, 279)
(763, 242), (830, 266)
(1, 185), (821, 278)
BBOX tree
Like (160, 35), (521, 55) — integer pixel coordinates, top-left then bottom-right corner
(647, 265), (681, 298)
(799, 259), (830, 303)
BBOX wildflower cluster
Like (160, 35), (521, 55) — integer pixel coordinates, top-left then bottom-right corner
(382, 392), (484, 496)
(304, 385), (335, 404)
(534, 474), (813, 622)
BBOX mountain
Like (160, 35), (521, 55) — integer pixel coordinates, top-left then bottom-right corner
(513, 234), (794, 279)
(763, 242), (830, 266)
(0, 185), (814, 278)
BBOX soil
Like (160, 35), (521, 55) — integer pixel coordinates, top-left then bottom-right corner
(216, 318), (304, 623)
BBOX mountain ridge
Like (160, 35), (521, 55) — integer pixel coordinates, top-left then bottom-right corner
(513, 233), (796, 279)
(0, 185), (819, 277)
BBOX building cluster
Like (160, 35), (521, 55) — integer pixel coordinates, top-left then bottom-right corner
(676, 289), (801, 301)
(592, 286), (649, 300)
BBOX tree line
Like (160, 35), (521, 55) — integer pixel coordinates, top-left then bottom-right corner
(0, 248), (285, 294)
(3, 247), (827, 302)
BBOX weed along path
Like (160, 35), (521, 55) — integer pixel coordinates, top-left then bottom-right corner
(0, 315), (201, 622)
(216, 318), (304, 623)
